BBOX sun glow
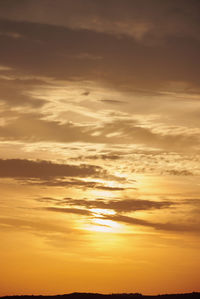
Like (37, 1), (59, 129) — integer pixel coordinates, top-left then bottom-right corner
(90, 208), (116, 216)
(78, 208), (120, 233)
(90, 189), (115, 198)
(92, 218), (119, 228)
(85, 218), (120, 233)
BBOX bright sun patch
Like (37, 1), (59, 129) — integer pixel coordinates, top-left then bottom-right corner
(90, 208), (116, 216)
(85, 218), (120, 233)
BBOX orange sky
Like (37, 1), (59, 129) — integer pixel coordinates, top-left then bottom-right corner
(0, 0), (200, 296)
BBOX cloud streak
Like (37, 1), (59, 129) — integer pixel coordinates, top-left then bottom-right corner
(0, 159), (104, 179)
(57, 198), (172, 212)
(37, 197), (200, 234)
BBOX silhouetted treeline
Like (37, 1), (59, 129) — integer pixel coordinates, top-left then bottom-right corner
(1, 292), (200, 299)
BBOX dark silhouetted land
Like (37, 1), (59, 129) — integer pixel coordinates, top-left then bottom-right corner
(1, 292), (200, 299)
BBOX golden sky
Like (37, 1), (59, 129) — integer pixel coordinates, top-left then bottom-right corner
(0, 0), (200, 296)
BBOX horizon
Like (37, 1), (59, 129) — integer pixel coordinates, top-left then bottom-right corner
(0, 0), (200, 296)
(1, 292), (200, 298)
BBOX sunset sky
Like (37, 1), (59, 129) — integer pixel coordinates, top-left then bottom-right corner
(0, 0), (200, 296)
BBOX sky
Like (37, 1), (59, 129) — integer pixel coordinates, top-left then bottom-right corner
(0, 0), (200, 296)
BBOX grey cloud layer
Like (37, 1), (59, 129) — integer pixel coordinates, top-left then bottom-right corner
(0, 18), (200, 92)
(0, 0), (200, 41)
(0, 13), (200, 155)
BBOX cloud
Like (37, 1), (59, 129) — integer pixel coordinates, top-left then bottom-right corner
(45, 207), (92, 216)
(0, 216), (73, 234)
(87, 154), (122, 160)
(0, 75), (46, 108)
(31, 194), (200, 234)
(0, 65), (13, 71)
(40, 197), (172, 213)
(100, 99), (125, 105)
(0, 30), (23, 39)
(97, 119), (200, 152)
(0, 18), (200, 93)
(29, 178), (126, 191)
(0, 113), (96, 143)
(1, 0), (200, 42)
(0, 159), (104, 179)
(37, 197), (200, 233)
(164, 169), (193, 176)
(105, 214), (200, 233)
(0, 113), (199, 153)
